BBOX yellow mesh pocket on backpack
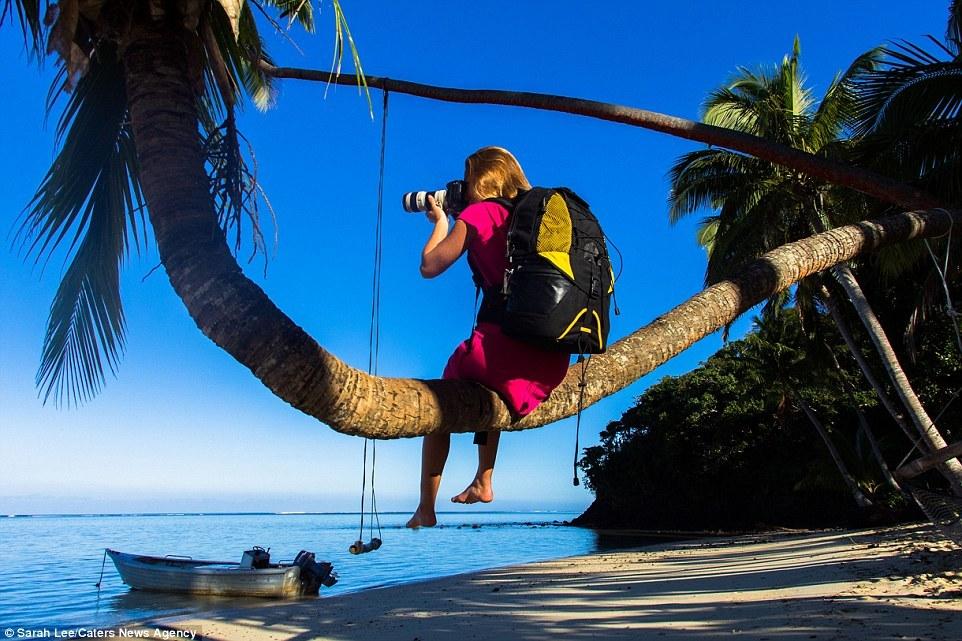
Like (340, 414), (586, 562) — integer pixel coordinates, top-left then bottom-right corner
(537, 193), (574, 280)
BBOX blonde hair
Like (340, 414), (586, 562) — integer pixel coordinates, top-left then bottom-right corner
(464, 146), (531, 202)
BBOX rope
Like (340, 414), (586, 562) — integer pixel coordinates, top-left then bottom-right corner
(358, 438), (368, 538)
(573, 353), (592, 486)
(95, 549), (107, 588)
(371, 437), (382, 540)
(357, 89), (389, 545)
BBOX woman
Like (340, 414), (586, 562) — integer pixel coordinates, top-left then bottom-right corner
(406, 147), (570, 529)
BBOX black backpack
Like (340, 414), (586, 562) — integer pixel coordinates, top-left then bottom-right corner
(472, 187), (613, 354)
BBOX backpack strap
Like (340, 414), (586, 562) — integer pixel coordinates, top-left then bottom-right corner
(484, 196), (515, 211)
(468, 196), (518, 325)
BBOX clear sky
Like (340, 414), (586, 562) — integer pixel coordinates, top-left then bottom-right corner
(0, 1), (950, 515)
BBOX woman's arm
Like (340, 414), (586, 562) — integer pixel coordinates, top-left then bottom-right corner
(420, 196), (471, 278)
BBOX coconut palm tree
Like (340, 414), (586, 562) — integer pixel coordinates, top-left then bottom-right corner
(7, 0), (321, 406)
(848, 0), (962, 367)
(3, 2), (958, 442)
(851, 0), (962, 205)
(667, 38), (962, 489)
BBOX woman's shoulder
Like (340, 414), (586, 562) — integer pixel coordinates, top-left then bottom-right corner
(459, 200), (509, 233)
(461, 200), (509, 218)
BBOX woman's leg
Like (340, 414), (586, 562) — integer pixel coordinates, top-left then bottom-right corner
(452, 430), (500, 504)
(406, 432), (451, 528)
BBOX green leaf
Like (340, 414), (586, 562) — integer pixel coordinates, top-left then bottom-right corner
(215, 0), (244, 38)
(262, 0), (315, 31)
(17, 47), (145, 407)
(329, 0), (372, 117)
(1, 0), (44, 54)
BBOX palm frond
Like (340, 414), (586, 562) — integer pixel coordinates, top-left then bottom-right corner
(667, 150), (771, 223)
(37, 129), (141, 407)
(193, 2), (277, 267)
(811, 48), (883, 149)
(869, 239), (929, 280)
(17, 49), (145, 406)
(779, 37), (816, 125)
(852, 40), (961, 137)
(695, 217), (719, 255)
(703, 85), (765, 135)
(704, 185), (796, 285)
(206, 2), (278, 112)
(260, 0), (315, 31)
(704, 42), (819, 149)
(850, 34), (962, 204)
(236, 3), (277, 110)
(1, 0), (44, 54)
(204, 115), (275, 264)
(328, 0), (372, 117)
(949, 0), (961, 56)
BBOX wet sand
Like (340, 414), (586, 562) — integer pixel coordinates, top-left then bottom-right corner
(134, 523), (961, 641)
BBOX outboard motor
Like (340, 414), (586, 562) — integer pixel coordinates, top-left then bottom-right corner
(293, 550), (337, 593)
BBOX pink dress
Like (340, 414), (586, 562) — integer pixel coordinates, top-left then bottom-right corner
(442, 201), (570, 417)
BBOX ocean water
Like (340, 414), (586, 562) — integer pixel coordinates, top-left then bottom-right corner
(0, 511), (631, 630)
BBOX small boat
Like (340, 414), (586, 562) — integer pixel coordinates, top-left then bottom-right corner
(106, 548), (336, 598)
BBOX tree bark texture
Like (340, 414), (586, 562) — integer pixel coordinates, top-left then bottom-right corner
(260, 63), (941, 212)
(832, 264), (962, 489)
(123, 22), (962, 440)
(897, 441), (962, 480)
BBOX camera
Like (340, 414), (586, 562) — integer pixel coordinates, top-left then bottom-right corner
(402, 180), (469, 217)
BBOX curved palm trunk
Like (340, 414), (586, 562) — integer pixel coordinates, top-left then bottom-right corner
(261, 64), (940, 212)
(832, 264), (962, 492)
(795, 394), (873, 508)
(121, 19), (962, 440)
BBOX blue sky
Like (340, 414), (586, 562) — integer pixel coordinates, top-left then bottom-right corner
(0, 1), (950, 515)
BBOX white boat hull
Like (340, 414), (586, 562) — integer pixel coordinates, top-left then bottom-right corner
(106, 549), (310, 598)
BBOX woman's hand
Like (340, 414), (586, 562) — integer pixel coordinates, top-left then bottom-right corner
(420, 195), (471, 278)
(424, 194), (446, 225)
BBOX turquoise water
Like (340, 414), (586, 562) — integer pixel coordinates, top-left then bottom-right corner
(0, 511), (620, 629)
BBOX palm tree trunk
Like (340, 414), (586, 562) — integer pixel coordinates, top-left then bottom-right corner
(855, 409), (902, 493)
(121, 18), (488, 440)
(897, 442), (962, 480)
(261, 63), (940, 212)
(819, 284), (918, 446)
(832, 264), (962, 492)
(118, 17), (962, 440)
(795, 394), (873, 508)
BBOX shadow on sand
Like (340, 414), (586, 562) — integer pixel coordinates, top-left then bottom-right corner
(140, 525), (961, 641)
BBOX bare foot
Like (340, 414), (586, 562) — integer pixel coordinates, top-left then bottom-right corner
(451, 479), (494, 504)
(405, 506), (437, 528)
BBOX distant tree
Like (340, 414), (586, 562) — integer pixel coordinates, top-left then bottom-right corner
(578, 314), (891, 530)
(742, 309), (872, 507)
(667, 38), (962, 490)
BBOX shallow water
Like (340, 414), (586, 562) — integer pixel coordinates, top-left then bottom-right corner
(0, 511), (650, 629)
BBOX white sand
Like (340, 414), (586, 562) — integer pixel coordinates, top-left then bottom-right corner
(130, 523), (961, 641)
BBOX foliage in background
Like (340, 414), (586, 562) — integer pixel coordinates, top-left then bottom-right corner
(2, 0), (366, 406)
(577, 302), (961, 530)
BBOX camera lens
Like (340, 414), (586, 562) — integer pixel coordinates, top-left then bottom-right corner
(402, 190), (446, 213)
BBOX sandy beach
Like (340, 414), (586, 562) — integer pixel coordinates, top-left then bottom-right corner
(132, 523), (960, 641)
